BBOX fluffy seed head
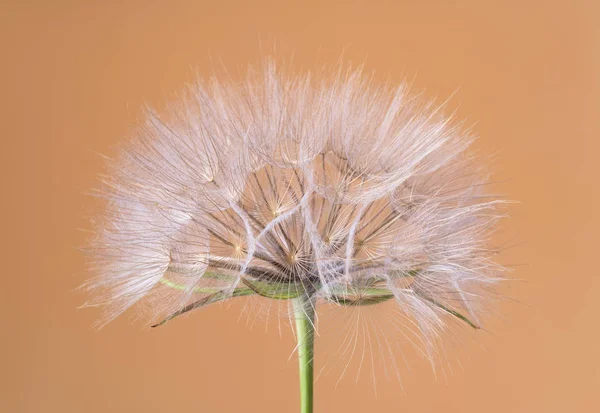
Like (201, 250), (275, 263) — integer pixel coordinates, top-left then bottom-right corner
(85, 60), (506, 338)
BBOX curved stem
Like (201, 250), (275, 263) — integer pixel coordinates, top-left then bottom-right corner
(292, 294), (315, 413)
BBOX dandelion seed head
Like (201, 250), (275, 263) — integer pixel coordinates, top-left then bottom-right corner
(84, 59), (507, 356)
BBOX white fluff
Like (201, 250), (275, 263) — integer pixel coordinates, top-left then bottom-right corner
(84, 60), (506, 341)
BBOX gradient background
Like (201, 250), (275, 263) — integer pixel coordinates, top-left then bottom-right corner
(2, 1), (599, 412)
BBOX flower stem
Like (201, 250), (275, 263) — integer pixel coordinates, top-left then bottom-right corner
(292, 294), (315, 413)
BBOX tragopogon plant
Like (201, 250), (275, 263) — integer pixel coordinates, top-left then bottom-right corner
(84, 60), (506, 413)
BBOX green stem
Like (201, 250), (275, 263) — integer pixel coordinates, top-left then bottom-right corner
(292, 294), (315, 413)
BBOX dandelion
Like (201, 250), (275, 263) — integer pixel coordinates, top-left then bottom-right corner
(84, 60), (506, 413)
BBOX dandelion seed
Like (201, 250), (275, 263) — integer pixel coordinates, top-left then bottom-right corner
(83, 59), (508, 413)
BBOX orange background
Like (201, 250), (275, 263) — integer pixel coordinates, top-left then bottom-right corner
(2, 1), (599, 412)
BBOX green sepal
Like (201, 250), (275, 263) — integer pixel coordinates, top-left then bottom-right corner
(151, 286), (254, 328)
(414, 291), (480, 329)
(242, 278), (306, 299)
(327, 287), (394, 306)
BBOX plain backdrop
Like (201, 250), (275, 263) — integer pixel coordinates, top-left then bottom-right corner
(2, 1), (599, 412)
